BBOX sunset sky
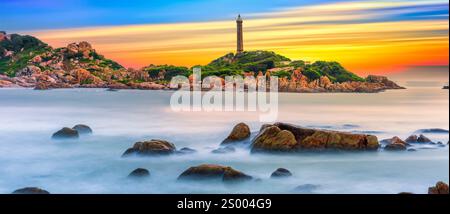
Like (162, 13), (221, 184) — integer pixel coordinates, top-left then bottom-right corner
(1, 0), (449, 76)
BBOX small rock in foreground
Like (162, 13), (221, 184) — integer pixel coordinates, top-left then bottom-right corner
(12, 187), (50, 194)
(178, 164), (252, 182)
(428, 181), (449, 194)
(271, 168), (292, 178)
(128, 168), (150, 178)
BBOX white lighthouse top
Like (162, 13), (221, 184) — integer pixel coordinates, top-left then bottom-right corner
(237, 14), (243, 22)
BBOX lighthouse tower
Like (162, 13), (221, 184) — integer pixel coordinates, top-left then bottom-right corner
(236, 14), (244, 54)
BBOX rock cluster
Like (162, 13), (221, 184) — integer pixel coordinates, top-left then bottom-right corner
(251, 123), (379, 152)
(428, 181), (449, 194)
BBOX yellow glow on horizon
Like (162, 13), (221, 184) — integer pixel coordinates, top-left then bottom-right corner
(28, 0), (449, 76)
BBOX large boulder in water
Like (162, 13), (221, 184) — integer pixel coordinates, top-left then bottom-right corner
(221, 123), (251, 145)
(12, 187), (50, 194)
(52, 127), (79, 140)
(178, 164), (252, 182)
(72, 124), (92, 135)
(271, 168), (292, 178)
(251, 123), (379, 152)
(428, 181), (449, 194)
(128, 168), (150, 178)
(122, 139), (176, 157)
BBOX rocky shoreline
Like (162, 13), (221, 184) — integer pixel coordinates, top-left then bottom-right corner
(1, 32), (405, 93)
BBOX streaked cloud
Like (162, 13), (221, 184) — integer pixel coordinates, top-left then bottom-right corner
(28, 0), (449, 76)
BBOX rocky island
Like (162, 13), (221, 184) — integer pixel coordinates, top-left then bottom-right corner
(0, 32), (404, 92)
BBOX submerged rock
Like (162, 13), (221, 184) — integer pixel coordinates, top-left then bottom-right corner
(51, 127), (79, 140)
(72, 124), (93, 135)
(416, 128), (449, 134)
(271, 168), (292, 178)
(251, 123), (379, 152)
(178, 164), (252, 182)
(122, 140), (176, 157)
(428, 181), (449, 194)
(292, 184), (320, 193)
(128, 168), (150, 178)
(221, 123), (251, 145)
(212, 146), (236, 154)
(12, 187), (50, 194)
(177, 147), (197, 155)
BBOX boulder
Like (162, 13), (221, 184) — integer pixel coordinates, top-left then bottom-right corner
(271, 168), (292, 178)
(428, 181), (449, 194)
(405, 135), (418, 143)
(128, 168), (150, 178)
(381, 136), (407, 146)
(384, 143), (406, 151)
(52, 127), (79, 140)
(72, 124), (93, 135)
(212, 146), (236, 154)
(251, 126), (297, 152)
(221, 123), (251, 145)
(417, 134), (432, 143)
(12, 187), (50, 194)
(122, 140), (176, 157)
(251, 123), (379, 152)
(178, 164), (252, 182)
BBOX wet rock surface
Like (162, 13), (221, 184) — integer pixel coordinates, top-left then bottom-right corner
(122, 140), (176, 157)
(271, 168), (292, 178)
(52, 127), (79, 140)
(128, 168), (150, 178)
(12, 187), (50, 194)
(221, 123), (251, 145)
(178, 164), (252, 182)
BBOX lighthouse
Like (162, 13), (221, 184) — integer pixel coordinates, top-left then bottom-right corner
(236, 14), (244, 54)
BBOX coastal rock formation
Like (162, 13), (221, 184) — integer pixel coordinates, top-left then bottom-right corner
(52, 127), (79, 140)
(72, 124), (93, 135)
(122, 140), (176, 157)
(178, 164), (252, 182)
(1, 33), (405, 93)
(271, 168), (293, 178)
(12, 187), (50, 194)
(405, 134), (433, 143)
(221, 123), (251, 145)
(128, 168), (150, 178)
(382, 136), (408, 151)
(251, 123), (379, 152)
(428, 181), (449, 194)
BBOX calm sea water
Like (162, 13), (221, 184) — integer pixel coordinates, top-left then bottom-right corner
(0, 87), (448, 194)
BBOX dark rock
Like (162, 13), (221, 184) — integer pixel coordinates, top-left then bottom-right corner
(407, 148), (417, 152)
(271, 168), (292, 178)
(221, 123), (251, 145)
(428, 181), (449, 194)
(417, 134), (432, 143)
(178, 164), (252, 182)
(12, 187), (50, 194)
(398, 192), (414, 194)
(177, 147), (197, 155)
(405, 135), (418, 143)
(51, 127), (79, 140)
(72, 124), (92, 135)
(381, 136), (407, 146)
(212, 146), (236, 154)
(384, 143), (407, 151)
(416, 128), (449, 134)
(122, 140), (176, 157)
(128, 168), (150, 178)
(251, 123), (379, 153)
(292, 184), (320, 193)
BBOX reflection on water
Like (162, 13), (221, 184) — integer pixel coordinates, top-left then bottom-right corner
(0, 87), (448, 193)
